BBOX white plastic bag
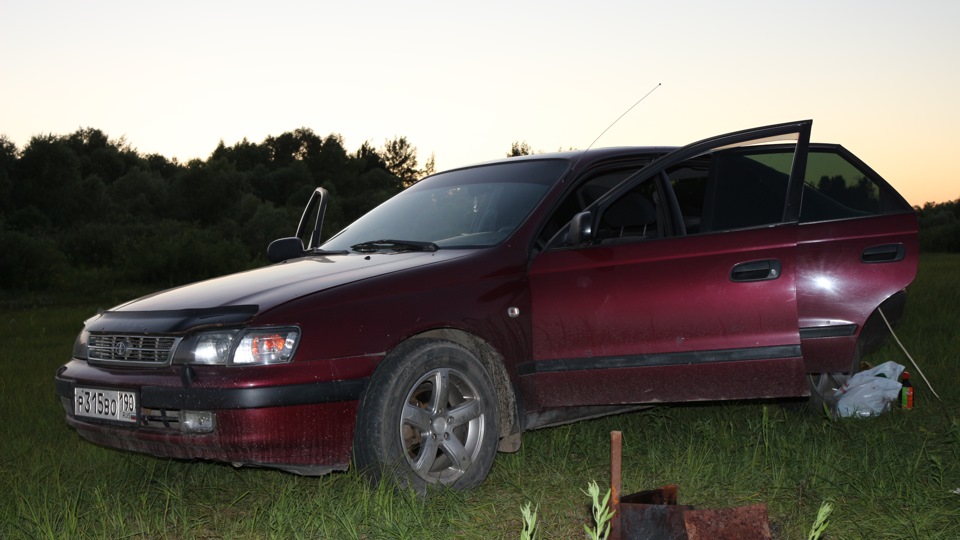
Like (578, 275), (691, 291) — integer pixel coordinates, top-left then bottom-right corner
(833, 361), (904, 418)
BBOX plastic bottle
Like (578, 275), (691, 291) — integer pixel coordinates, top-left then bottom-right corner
(900, 371), (914, 410)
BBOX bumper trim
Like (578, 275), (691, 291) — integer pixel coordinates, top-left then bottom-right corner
(55, 375), (367, 410)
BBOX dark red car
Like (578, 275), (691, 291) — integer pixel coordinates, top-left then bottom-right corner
(55, 120), (918, 490)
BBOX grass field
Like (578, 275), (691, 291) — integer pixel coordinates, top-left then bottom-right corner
(2, 254), (959, 539)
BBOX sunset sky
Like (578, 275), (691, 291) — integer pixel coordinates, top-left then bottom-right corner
(2, 0), (958, 205)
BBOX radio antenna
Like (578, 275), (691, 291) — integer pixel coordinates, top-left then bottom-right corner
(584, 82), (661, 152)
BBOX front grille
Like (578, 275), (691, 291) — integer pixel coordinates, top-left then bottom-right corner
(88, 334), (180, 366)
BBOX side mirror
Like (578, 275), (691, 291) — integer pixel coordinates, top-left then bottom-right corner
(567, 211), (593, 245)
(296, 187), (329, 250)
(267, 237), (306, 263)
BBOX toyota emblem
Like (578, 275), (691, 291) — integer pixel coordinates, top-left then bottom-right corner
(115, 340), (132, 359)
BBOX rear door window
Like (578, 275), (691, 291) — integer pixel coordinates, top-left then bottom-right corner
(799, 148), (913, 222)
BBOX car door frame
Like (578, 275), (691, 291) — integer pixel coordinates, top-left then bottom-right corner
(583, 120), (811, 234)
(519, 120), (813, 411)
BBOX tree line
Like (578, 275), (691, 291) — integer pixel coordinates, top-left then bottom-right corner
(0, 128), (956, 294)
(0, 127), (431, 293)
(916, 199), (960, 253)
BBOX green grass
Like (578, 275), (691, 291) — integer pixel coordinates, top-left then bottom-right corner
(2, 254), (959, 538)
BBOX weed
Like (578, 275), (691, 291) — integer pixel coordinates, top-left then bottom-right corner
(519, 502), (538, 540)
(583, 481), (614, 540)
(807, 501), (833, 540)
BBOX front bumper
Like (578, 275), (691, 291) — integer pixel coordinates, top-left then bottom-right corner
(54, 359), (368, 475)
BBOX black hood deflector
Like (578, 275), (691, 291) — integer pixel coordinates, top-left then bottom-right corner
(86, 305), (259, 334)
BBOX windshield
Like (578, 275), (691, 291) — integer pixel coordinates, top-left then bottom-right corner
(321, 159), (569, 251)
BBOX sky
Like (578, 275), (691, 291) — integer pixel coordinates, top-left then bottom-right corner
(2, 0), (958, 205)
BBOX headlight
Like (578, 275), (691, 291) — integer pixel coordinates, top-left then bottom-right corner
(174, 328), (299, 366)
(233, 330), (298, 365)
(191, 331), (239, 365)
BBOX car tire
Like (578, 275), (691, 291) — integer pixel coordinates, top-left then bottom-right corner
(805, 340), (862, 415)
(353, 338), (500, 492)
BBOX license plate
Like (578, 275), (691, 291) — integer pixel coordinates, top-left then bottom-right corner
(74, 387), (138, 423)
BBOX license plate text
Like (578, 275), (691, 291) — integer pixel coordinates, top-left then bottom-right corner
(74, 387), (137, 423)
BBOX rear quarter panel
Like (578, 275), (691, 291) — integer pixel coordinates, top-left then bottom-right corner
(797, 212), (919, 372)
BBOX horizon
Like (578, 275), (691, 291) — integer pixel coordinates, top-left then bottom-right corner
(2, 1), (958, 205)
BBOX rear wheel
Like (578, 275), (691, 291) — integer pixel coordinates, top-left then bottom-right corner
(353, 339), (499, 492)
(806, 341), (862, 414)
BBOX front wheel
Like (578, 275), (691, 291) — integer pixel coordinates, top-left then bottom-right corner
(353, 339), (500, 492)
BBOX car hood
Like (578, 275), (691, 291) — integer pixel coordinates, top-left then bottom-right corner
(86, 251), (471, 333)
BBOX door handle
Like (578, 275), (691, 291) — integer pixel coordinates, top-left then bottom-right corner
(730, 259), (781, 282)
(861, 244), (905, 263)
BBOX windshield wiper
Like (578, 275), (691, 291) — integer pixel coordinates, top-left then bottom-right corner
(350, 239), (439, 253)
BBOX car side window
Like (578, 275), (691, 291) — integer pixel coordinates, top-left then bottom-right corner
(667, 149), (792, 235)
(593, 177), (661, 244)
(666, 160), (709, 235)
(704, 151), (791, 231)
(799, 150), (912, 222)
(538, 166), (648, 247)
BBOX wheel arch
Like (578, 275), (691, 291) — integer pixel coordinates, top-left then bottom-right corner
(400, 328), (522, 452)
(859, 288), (907, 356)
(804, 290), (907, 413)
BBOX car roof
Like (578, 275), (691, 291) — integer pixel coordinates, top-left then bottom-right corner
(439, 146), (681, 177)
